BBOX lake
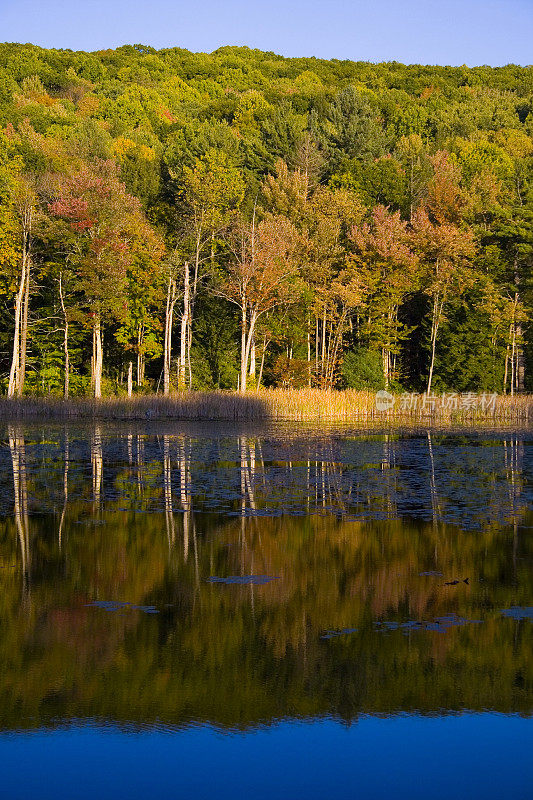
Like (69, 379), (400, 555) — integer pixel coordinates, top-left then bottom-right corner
(0, 422), (531, 798)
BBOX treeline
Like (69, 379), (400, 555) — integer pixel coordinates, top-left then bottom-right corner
(0, 43), (532, 396)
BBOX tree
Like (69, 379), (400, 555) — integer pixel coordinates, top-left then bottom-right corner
(327, 87), (390, 171)
(115, 245), (166, 390)
(396, 134), (432, 221)
(162, 255), (180, 396)
(411, 208), (475, 393)
(0, 132), (26, 397)
(304, 186), (364, 386)
(176, 149), (245, 388)
(7, 175), (35, 398)
(217, 213), (300, 393)
(49, 160), (162, 397)
(262, 158), (310, 224)
(425, 151), (464, 225)
(349, 206), (419, 387)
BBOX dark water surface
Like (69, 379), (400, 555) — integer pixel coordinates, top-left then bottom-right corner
(0, 422), (532, 798)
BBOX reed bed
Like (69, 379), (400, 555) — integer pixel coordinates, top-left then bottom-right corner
(0, 389), (532, 425)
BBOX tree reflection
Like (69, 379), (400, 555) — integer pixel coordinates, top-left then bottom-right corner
(0, 502), (530, 730)
(178, 435), (191, 563)
(59, 429), (69, 551)
(7, 425), (29, 595)
(0, 425), (531, 731)
(91, 425), (103, 509)
(163, 434), (174, 547)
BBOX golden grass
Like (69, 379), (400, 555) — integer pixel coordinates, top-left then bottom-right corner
(258, 389), (533, 424)
(0, 389), (532, 424)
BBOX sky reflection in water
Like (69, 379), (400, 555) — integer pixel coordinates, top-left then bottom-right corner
(1, 715), (531, 800)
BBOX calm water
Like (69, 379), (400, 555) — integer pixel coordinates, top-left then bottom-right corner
(0, 422), (532, 798)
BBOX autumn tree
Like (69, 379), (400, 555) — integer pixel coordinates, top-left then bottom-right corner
(304, 187), (364, 386)
(0, 132), (25, 397)
(49, 160), (162, 397)
(349, 206), (419, 388)
(411, 208), (475, 393)
(175, 149), (245, 388)
(218, 213), (301, 393)
(115, 240), (166, 390)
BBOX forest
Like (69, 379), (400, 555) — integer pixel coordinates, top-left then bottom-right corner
(0, 42), (532, 397)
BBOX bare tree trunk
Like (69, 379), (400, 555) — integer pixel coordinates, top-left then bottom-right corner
(315, 315), (319, 382)
(136, 324), (145, 387)
(127, 362), (133, 397)
(93, 317), (103, 398)
(163, 273), (177, 395)
(8, 189), (34, 398)
(328, 311), (347, 388)
(427, 293), (441, 395)
(257, 336), (268, 389)
(59, 272), (70, 399)
(17, 256), (30, 397)
(382, 348), (387, 389)
(307, 318), (311, 387)
(503, 348), (509, 394)
(512, 256), (524, 391)
(8, 203), (32, 398)
(242, 312), (258, 394)
(516, 344), (523, 392)
(8, 260), (26, 398)
(184, 237), (202, 392)
(321, 305), (327, 380)
(325, 319), (334, 387)
(179, 262), (190, 390)
(187, 313), (193, 389)
(504, 320), (512, 394)
(249, 335), (256, 381)
(137, 337), (141, 388)
(516, 330), (525, 392)
(240, 299), (248, 394)
(137, 351), (145, 387)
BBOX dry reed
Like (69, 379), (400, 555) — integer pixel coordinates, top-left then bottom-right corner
(0, 389), (532, 424)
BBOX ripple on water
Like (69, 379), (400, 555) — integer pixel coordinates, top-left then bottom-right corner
(206, 575), (280, 585)
(320, 628), (358, 640)
(501, 607), (533, 621)
(85, 601), (159, 614)
(375, 614), (483, 635)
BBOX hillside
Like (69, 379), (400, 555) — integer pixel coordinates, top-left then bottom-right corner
(0, 43), (531, 395)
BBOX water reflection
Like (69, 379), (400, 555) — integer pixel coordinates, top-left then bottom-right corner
(2, 423), (532, 526)
(0, 422), (531, 732)
(91, 425), (103, 509)
(7, 425), (29, 595)
(1, 714), (532, 800)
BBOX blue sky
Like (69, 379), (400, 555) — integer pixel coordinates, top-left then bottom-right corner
(0, 0), (531, 66)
